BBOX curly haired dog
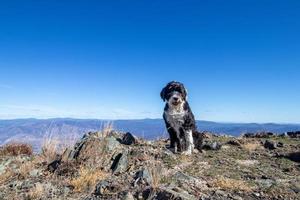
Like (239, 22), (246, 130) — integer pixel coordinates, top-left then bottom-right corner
(161, 81), (202, 155)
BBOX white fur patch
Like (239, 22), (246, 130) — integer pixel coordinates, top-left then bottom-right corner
(185, 130), (194, 155)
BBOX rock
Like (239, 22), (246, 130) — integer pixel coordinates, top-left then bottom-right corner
(61, 148), (73, 162)
(243, 132), (274, 138)
(227, 139), (241, 146)
(173, 171), (208, 191)
(287, 131), (300, 138)
(67, 131), (112, 161)
(174, 171), (195, 182)
(111, 151), (128, 174)
(202, 141), (222, 150)
(122, 191), (135, 200)
(47, 159), (61, 173)
(263, 140), (277, 150)
(0, 158), (12, 175)
(105, 136), (120, 151)
(285, 152), (300, 162)
(29, 169), (40, 177)
(290, 182), (300, 193)
(156, 187), (196, 200)
(121, 132), (137, 145)
(277, 142), (284, 147)
(256, 179), (275, 189)
(94, 180), (109, 195)
(278, 132), (288, 137)
(136, 168), (152, 184)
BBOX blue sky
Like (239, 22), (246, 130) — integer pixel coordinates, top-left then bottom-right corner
(0, 0), (300, 123)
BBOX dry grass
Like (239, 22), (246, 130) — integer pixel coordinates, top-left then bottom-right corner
(41, 135), (61, 163)
(211, 176), (252, 192)
(241, 141), (262, 152)
(0, 168), (16, 184)
(0, 143), (33, 157)
(41, 131), (78, 163)
(28, 183), (44, 199)
(18, 161), (34, 179)
(149, 166), (161, 189)
(99, 121), (114, 138)
(70, 166), (108, 193)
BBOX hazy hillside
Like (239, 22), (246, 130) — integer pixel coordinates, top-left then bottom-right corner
(1, 118), (300, 151)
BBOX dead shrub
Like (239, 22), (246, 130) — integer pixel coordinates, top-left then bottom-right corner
(28, 183), (44, 199)
(0, 143), (33, 157)
(242, 141), (262, 152)
(0, 168), (16, 184)
(211, 176), (252, 192)
(70, 166), (108, 192)
(18, 161), (34, 179)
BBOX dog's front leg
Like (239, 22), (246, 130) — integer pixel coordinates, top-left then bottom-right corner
(182, 130), (194, 155)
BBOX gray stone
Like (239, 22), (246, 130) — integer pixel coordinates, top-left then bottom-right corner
(111, 151), (128, 174)
(256, 179), (275, 189)
(47, 159), (61, 173)
(156, 187), (196, 200)
(94, 180), (109, 195)
(136, 168), (152, 184)
(263, 140), (277, 150)
(105, 136), (120, 151)
(291, 182), (300, 193)
(29, 169), (40, 177)
(173, 171), (208, 191)
(122, 132), (137, 145)
(0, 159), (12, 174)
(122, 191), (135, 200)
(202, 141), (222, 150)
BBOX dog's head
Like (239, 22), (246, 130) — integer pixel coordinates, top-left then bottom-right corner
(160, 81), (187, 107)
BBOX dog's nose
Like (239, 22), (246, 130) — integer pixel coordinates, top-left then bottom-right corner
(173, 97), (179, 101)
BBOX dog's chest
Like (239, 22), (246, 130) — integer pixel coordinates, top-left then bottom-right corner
(165, 108), (186, 131)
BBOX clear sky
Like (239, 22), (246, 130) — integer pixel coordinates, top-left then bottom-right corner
(0, 0), (300, 123)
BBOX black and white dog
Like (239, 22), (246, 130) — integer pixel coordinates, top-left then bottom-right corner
(161, 81), (202, 155)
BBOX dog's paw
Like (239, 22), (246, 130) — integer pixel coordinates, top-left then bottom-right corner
(181, 150), (192, 156)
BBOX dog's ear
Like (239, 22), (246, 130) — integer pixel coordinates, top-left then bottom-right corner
(180, 84), (188, 100)
(160, 87), (166, 101)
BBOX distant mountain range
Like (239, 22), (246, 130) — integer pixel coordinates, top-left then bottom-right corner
(1, 118), (300, 151)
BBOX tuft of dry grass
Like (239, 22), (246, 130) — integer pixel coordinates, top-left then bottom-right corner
(41, 131), (78, 163)
(70, 166), (108, 193)
(0, 143), (33, 157)
(241, 141), (262, 152)
(146, 161), (168, 189)
(149, 166), (161, 189)
(28, 183), (44, 199)
(211, 176), (252, 192)
(0, 168), (16, 184)
(18, 161), (34, 179)
(99, 121), (114, 138)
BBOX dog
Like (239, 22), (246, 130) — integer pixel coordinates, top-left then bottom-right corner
(160, 81), (202, 155)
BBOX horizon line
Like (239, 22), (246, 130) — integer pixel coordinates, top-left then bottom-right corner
(0, 117), (299, 125)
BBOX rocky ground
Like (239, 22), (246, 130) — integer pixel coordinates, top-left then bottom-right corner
(0, 130), (300, 200)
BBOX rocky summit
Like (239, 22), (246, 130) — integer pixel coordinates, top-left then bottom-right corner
(0, 130), (300, 200)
